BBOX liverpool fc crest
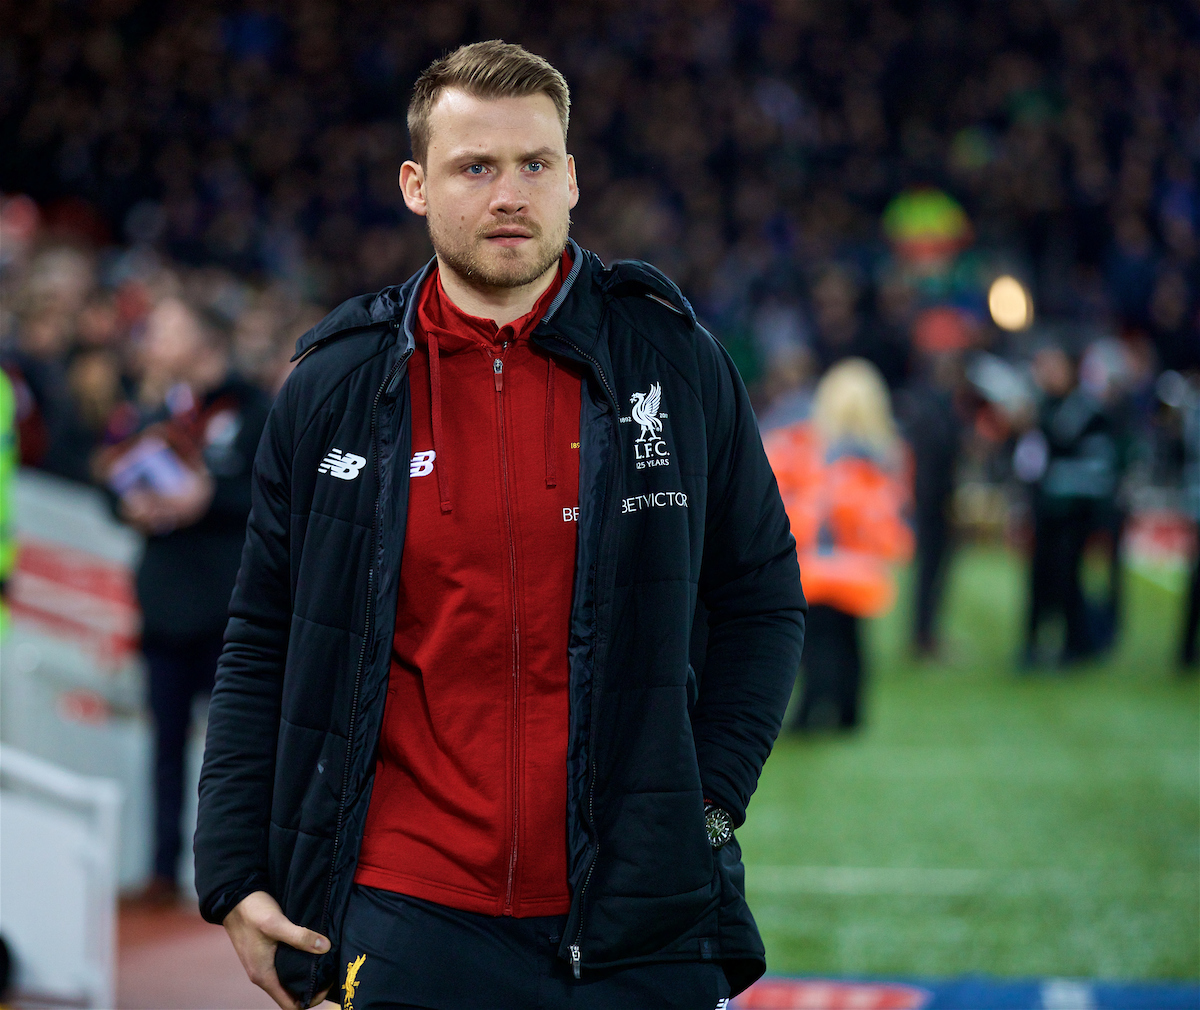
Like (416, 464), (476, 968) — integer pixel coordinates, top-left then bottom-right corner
(626, 383), (671, 469)
(630, 383), (664, 443)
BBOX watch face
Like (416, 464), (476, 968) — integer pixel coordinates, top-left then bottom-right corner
(705, 807), (733, 849)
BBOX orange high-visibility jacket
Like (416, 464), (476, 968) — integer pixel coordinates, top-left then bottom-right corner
(763, 422), (913, 618)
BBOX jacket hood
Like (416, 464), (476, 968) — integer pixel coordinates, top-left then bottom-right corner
(290, 261), (433, 361)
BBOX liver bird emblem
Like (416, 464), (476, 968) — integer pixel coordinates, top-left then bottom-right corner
(344, 953), (366, 1010)
(630, 383), (664, 443)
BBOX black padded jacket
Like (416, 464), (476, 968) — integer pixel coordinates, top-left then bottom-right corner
(194, 242), (806, 1004)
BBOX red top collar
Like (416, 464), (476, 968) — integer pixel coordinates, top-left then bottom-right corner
(417, 248), (572, 352)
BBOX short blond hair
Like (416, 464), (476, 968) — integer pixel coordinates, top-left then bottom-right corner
(407, 41), (571, 164)
(812, 358), (897, 454)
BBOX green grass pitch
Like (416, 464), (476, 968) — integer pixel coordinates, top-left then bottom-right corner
(740, 545), (1200, 981)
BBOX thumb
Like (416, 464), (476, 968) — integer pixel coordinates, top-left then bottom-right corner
(265, 915), (331, 955)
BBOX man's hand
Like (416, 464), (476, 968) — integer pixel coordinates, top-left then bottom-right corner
(223, 890), (331, 1009)
(119, 469), (215, 534)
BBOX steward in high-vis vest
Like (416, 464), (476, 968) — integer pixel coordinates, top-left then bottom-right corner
(765, 358), (912, 730)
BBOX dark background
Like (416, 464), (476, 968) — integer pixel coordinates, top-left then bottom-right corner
(2, 0), (1196, 388)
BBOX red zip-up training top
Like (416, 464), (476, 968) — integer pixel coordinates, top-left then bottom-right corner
(354, 252), (581, 917)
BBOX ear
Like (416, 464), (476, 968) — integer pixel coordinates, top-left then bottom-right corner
(400, 160), (427, 217)
(566, 154), (579, 211)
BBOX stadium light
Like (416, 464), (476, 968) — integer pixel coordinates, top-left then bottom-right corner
(988, 275), (1033, 331)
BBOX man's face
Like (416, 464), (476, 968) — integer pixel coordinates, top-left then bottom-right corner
(1033, 347), (1074, 397)
(143, 299), (204, 380)
(401, 89), (578, 290)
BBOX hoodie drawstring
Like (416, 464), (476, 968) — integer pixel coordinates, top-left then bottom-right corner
(428, 331), (452, 513)
(544, 355), (557, 489)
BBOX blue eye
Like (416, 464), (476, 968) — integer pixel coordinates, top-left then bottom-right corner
(527, 162), (544, 172)
(466, 164), (487, 175)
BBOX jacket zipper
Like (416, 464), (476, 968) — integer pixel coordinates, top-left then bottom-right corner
(306, 343), (407, 1003)
(493, 351), (524, 915)
(547, 340), (617, 409)
(568, 442), (611, 977)
(534, 330), (617, 977)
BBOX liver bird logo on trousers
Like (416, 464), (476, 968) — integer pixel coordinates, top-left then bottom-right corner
(630, 383), (664, 443)
(344, 953), (366, 1009)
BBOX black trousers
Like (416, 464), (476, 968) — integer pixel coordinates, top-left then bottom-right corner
(338, 885), (731, 1009)
(1026, 504), (1093, 662)
(142, 632), (222, 882)
(792, 604), (861, 730)
(913, 505), (951, 651)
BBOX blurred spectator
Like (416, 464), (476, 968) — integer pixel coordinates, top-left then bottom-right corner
(810, 264), (868, 373)
(1015, 342), (1120, 667)
(1, 247), (94, 477)
(765, 358), (913, 730)
(0, 933), (11, 1007)
(1078, 336), (1139, 646)
(94, 294), (269, 900)
(896, 344), (967, 658)
(0, 368), (15, 605)
(1179, 373), (1200, 670)
(757, 344), (816, 433)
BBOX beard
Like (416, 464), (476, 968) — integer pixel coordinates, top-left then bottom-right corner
(427, 210), (569, 290)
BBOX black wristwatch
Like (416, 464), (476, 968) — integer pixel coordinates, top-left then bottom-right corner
(704, 802), (734, 850)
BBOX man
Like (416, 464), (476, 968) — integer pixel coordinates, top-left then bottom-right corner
(1178, 373), (1198, 670)
(196, 41), (805, 1010)
(0, 369), (14, 605)
(895, 343), (964, 659)
(1019, 342), (1116, 666)
(102, 295), (269, 899)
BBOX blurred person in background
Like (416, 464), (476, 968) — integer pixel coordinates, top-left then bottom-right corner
(0, 934), (10, 1007)
(809, 263), (906, 387)
(1, 300), (71, 473)
(1015, 342), (1118, 667)
(895, 319), (970, 658)
(766, 358), (912, 730)
(756, 346), (816, 433)
(1077, 338), (1138, 651)
(0, 246), (99, 478)
(1180, 373), (1200, 671)
(753, 296), (815, 432)
(0, 368), (15, 610)
(95, 294), (269, 903)
(55, 289), (131, 475)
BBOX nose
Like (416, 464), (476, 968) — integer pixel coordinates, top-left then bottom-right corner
(489, 168), (528, 217)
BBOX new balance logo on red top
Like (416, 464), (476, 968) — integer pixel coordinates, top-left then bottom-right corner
(410, 450), (436, 477)
(318, 448), (366, 480)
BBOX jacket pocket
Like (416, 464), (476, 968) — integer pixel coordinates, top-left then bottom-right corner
(274, 943), (316, 1002)
(713, 836), (768, 996)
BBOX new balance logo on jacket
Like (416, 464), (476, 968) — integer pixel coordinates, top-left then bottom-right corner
(318, 448), (367, 480)
(321, 448), (438, 480)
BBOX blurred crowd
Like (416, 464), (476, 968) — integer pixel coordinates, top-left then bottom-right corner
(1, 0), (1196, 363)
(1, 0), (1197, 679)
(0, 228), (319, 484)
